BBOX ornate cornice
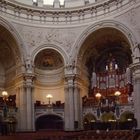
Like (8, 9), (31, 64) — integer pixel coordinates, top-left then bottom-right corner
(0, 0), (138, 26)
(130, 63), (140, 81)
(130, 62), (140, 72)
(23, 73), (35, 87)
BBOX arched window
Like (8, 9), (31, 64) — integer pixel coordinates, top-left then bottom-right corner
(43, 0), (65, 5)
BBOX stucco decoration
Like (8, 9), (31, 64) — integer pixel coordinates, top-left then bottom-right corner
(117, 6), (140, 40)
(127, 8), (137, 26)
(14, 24), (85, 55)
(133, 43), (140, 63)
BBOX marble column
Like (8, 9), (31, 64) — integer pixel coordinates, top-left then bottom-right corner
(15, 86), (27, 131)
(64, 77), (75, 131)
(74, 81), (83, 130)
(24, 74), (35, 131)
(131, 63), (140, 129)
(64, 63), (83, 131)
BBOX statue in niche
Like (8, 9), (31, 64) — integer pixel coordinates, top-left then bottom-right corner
(134, 43), (140, 62)
(25, 58), (33, 73)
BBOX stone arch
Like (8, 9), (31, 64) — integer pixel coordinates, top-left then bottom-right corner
(101, 112), (116, 122)
(83, 113), (97, 122)
(0, 17), (27, 92)
(83, 113), (97, 130)
(31, 44), (69, 67)
(0, 17), (26, 66)
(34, 48), (64, 71)
(32, 44), (67, 107)
(120, 111), (134, 122)
(119, 111), (135, 129)
(72, 20), (135, 98)
(35, 112), (64, 120)
(35, 114), (64, 130)
(72, 20), (137, 64)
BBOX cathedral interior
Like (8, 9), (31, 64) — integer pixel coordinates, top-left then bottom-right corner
(0, 0), (140, 139)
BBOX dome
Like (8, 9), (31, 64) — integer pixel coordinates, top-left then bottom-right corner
(14, 0), (97, 8)
(2, 0), (133, 26)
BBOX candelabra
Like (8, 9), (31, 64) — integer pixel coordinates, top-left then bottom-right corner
(2, 91), (8, 118)
(95, 90), (121, 115)
(46, 94), (53, 107)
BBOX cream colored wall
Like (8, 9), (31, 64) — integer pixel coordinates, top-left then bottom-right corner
(34, 86), (65, 104)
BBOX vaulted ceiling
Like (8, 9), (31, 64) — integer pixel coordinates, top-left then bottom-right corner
(0, 25), (20, 70)
(78, 27), (132, 75)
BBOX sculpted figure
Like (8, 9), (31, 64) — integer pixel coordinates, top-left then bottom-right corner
(134, 44), (140, 62)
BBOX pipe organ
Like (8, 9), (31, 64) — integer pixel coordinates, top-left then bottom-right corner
(90, 55), (133, 106)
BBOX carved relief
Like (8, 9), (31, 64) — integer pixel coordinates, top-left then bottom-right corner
(133, 43), (140, 63)
(14, 24), (84, 54)
(126, 8), (140, 38)
(44, 29), (77, 53)
(127, 9), (137, 26)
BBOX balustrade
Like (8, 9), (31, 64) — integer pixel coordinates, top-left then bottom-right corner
(0, 0), (136, 25)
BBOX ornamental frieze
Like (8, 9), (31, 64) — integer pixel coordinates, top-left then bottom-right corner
(14, 24), (85, 53)
(0, 0), (138, 25)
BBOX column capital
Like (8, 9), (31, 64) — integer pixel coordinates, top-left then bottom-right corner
(23, 73), (35, 87)
(23, 73), (35, 81)
(130, 63), (140, 72)
(130, 63), (140, 80)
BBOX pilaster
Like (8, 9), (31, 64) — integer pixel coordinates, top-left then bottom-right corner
(64, 64), (83, 131)
(74, 81), (83, 130)
(64, 76), (75, 131)
(23, 73), (35, 131)
(131, 62), (140, 129)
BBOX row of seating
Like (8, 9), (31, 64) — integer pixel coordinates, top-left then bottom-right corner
(0, 130), (136, 140)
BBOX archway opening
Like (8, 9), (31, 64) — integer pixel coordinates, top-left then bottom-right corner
(35, 114), (64, 130)
(0, 24), (21, 98)
(78, 27), (133, 130)
(119, 111), (136, 130)
(83, 113), (96, 130)
(33, 48), (65, 108)
(79, 27), (133, 106)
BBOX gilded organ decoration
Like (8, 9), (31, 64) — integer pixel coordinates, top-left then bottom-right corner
(91, 54), (133, 104)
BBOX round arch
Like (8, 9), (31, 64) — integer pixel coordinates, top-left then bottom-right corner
(119, 111), (135, 129)
(31, 44), (69, 66)
(72, 20), (137, 64)
(0, 17), (26, 66)
(83, 113), (97, 122)
(101, 112), (116, 122)
(120, 111), (134, 122)
(35, 114), (64, 130)
(83, 113), (97, 130)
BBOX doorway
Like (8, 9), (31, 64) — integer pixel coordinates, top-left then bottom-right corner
(36, 114), (64, 130)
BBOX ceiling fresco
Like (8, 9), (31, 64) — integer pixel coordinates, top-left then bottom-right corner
(34, 49), (64, 70)
(78, 27), (132, 75)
